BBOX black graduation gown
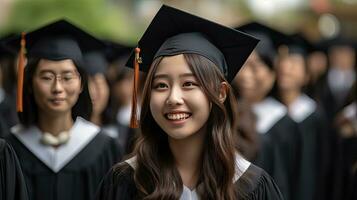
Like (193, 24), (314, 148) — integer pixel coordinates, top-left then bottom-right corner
(0, 139), (29, 200)
(334, 136), (357, 200)
(315, 82), (337, 122)
(6, 118), (122, 200)
(0, 93), (18, 130)
(95, 160), (283, 200)
(286, 95), (329, 200)
(349, 171), (357, 200)
(0, 114), (9, 138)
(314, 77), (349, 200)
(0, 92), (17, 138)
(252, 98), (301, 200)
(295, 111), (329, 200)
(103, 123), (138, 156)
(329, 102), (357, 200)
(332, 136), (357, 200)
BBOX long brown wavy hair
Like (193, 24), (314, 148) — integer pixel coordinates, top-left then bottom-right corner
(132, 53), (240, 200)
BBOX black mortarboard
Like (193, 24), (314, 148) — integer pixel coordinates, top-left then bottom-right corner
(239, 23), (306, 58)
(237, 22), (290, 50)
(0, 34), (17, 58)
(125, 5), (259, 128)
(5, 19), (105, 67)
(104, 41), (133, 63)
(83, 51), (108, 76)
(126, 5), (259, 83)
(322, 36), (356, 54)
(236, 22), (285, 68)
(286, 33), (309, 57)
(83, 41), (134, 76)
(311, 40), (329, 54)
(326, 36), (354, 48)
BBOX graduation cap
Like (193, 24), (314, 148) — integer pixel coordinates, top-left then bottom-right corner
(238, 23), (307, 59)
(286, 33), (309, 57)
(311, 40), (329, 54)
(83, 41), (134, 76)
(236, 22), (286, 68)
(4, 19), (105, 112)
(322, 36), (356, 54)
(126, 5), (259, 128)
(82, 51), (108, 76)
(237, 22), (290, 50)
(0, 34), (17, 58)
(104, 40), (133, 63)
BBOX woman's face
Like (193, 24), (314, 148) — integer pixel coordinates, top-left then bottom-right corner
(32, 59), (82, 117)
(88, 73), (109, 115)
(112, 72), (133, 107)
(307, 51), (327, 81)
(329, 45), (356, 70)
(276, 54), (306, 92)
(149, 54), (211, 140)
(234, 51), (275, 102)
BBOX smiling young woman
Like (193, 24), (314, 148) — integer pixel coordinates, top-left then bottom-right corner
(96, 5), (283, 200)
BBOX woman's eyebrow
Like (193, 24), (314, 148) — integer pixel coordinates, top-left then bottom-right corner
(38, 69), (55, 74)
(153, 73), (195, 82)
(60, 70), (77, 74)
(153, 74), (169, 80)
(38, 69), (76, 74)
(179, 73), (194, 78)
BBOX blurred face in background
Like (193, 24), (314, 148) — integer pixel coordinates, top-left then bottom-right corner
(307, 51), (327, 82)
(32, 59), (82, 117)
(276, 54), (307, 93)
(233, 51), (275, 103)
(88, 73), (110, 115)
(112, 70), (133, 107)
(329, 45), (356, 70)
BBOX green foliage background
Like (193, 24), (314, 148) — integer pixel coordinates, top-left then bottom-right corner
(1, 0), (139, 44)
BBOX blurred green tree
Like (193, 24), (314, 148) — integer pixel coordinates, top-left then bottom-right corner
(1, 0), (138, 43)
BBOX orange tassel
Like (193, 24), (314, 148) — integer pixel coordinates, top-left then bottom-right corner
(16, 32), (26, 112)
(130, 47), (142, 128)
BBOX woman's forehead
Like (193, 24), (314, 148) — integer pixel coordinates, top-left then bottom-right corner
(154, 54), (192, 75)
(37, 59), (77, 72)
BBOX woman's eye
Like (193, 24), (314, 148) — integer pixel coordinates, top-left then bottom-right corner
(153, 83), (168, 89)
(183, 81), (197, 87)
(40, 76), (54, 81)
(63, 76), (73, 81)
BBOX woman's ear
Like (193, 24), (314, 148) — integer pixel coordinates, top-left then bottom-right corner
(219, 82), (228, 103)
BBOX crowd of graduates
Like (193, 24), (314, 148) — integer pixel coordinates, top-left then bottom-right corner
(0, 4), (356, 200)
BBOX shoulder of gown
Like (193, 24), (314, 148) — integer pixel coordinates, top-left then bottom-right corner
(95, 162), (137, 200)
(96, 160), (284, 200)
(236, 164), (284, 200)
(0, 139), (29, 200)
(5, 128), (122, 200)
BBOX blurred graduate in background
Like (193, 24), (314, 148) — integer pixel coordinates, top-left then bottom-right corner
(234, 22), (302, 200)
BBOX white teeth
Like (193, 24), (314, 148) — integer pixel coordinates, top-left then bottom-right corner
(167, 113), (190, 120)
